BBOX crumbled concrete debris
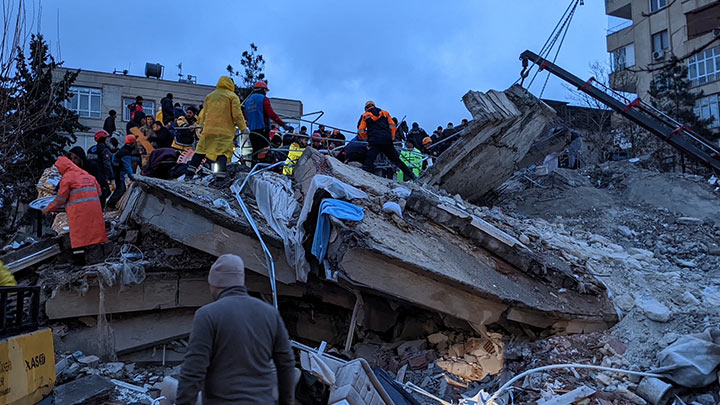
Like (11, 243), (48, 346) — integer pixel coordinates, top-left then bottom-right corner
(635, 295), (672, 323)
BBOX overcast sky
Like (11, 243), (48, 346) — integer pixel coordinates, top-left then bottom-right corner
(31, 0), (609, 134)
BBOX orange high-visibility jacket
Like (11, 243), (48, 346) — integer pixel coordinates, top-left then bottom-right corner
(46, 156), (108, 249)
(357, 108), (396, 145)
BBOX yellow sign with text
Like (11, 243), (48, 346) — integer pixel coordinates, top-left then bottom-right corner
(0, 328), (55, 405)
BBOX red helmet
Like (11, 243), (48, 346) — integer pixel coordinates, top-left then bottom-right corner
(254, 81), (269, 90)
(94, 130), (110, 141)
(125, 135), (137, 144)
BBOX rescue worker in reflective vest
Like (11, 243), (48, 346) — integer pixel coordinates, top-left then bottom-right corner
(86, 130), (114, 209)
(185, 76), (249, 181)
(397, 139), (423, 181)
(42, 156), (108, 264)
(357, 101), (416, 180)
(244, 81), (292, 164)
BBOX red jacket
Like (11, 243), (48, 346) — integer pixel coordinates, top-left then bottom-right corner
(46, 157), (108, 248)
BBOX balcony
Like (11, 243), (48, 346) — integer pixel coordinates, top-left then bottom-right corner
(607, 25), (634, 53)
(606, 0), (632, 19)
(609, 69), (637, 94)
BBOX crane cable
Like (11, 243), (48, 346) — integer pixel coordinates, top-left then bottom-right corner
(520, 0), (582, 96)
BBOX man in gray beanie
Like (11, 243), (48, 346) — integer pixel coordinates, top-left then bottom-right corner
(176, 254), (296, 404)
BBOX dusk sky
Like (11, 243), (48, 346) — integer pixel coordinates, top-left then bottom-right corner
(30, 0), (609, 134)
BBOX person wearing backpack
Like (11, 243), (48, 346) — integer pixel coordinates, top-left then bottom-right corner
(128, 96), (144, 122)
(86, 130), (114, 209)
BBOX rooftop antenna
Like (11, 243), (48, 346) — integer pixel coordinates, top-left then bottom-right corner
(177, 63), (183, 81)
(56, 8), (61, 59)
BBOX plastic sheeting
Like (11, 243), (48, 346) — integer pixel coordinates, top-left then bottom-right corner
(652, 327), (720, 388)
(250, 173), (367, 282)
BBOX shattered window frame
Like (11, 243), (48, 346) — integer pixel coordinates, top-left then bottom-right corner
(65, 87), (102, 118)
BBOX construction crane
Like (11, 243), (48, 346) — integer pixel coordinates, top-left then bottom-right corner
(519, 49), (720, 173)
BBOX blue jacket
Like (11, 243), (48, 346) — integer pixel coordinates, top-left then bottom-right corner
(245, 93), (267, 131)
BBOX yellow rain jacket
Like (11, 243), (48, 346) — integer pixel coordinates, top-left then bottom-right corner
(0, 260), (17, 286)
(195, 76), (248, 161)
(283, 142), (305, 175)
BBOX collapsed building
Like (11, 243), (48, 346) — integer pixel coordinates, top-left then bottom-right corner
(6, 75), (720, 404)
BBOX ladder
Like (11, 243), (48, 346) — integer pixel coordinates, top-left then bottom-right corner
(519, 49), (720, 173)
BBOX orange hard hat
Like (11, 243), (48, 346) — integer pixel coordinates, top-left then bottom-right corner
(365, 100), (375, 109)
(422, 137), (433, 146)
(125, 135), (137, 144)
(94, 130), (110, 141)
(254, 81), (269, 90)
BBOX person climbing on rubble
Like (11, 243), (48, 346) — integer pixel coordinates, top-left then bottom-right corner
(176, 254), (296, 405)
(397, 139), (423, 181)
(342, 135), (368, 164)
(407, 122), (429, 152)
(357, 101), (417, 180)
(244, 80), (292, 165)
(86, 130), (114, 209)
(107, 135), (141, 209)
(41, 156), (108, 264)
(185, 76), (248, 183)
(283, 130), (309, 175)
(149, 120), (174, 149)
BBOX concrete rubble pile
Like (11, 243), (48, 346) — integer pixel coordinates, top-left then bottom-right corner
(8, 84), (720, 403)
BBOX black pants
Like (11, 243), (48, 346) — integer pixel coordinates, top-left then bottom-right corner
(107, 168), (125, 209)
(185, 153), (227, 178)
(249, 129), (271, 164)
(363, 144), (415, 180)
(99, 181), (111, 210)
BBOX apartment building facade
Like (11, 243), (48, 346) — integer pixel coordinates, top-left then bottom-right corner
(606, 0), (720, 129)
(56, 68), (303, 150)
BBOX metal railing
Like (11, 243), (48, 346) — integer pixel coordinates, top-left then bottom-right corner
(230, 162), (286, 309)
(0, 286), (40, 338)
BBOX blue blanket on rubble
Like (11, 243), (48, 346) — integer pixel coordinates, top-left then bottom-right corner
(311, 198), (364, 262)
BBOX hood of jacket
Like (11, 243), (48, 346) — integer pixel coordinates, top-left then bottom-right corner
(216, 76), (235, 91)
(54, 156), (78, 175)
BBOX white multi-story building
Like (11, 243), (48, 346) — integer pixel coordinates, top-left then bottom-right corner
(606, 0), (720, 128)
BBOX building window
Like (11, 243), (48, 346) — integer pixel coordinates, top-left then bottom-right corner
(651, 30), (669, 53)
(694, 94), (720, 128)
(65, 87), (102, 118)
(650, 0), (667, 12)
(123, 99), (155, 121)
(611, 44), (635, 72)
(688, 45), (720, 86)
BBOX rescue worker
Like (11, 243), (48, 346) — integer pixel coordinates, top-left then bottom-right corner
(342, 135), (368, 164)
(244, 81), (291, 164)
(329, 128), (346, 149)
(41, 156), (108, 264)
(283, 132), (309, 176)
(103, 109), (117, 135)
(357, 101), (416, 180)
(107, 135), (141, 209)
(185, 76), (249, 181)
(128, 96), (144, 122)
(149, 120), (173, 149)
(86, 130), (114, 209)
(161, 93), (175, 125)
(176, 254), (296, 404)
(397, 140), (423, 181)
(407, 122), (429, 152)
(67, 146), (87, 169)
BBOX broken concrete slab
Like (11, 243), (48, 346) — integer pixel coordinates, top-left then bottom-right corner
(53, 374), (115, 405)
(1, 237), (64, 274)
(125, 178), (295, 284)
(423, 85), (556, 205)
(56, 308), (196, 357)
